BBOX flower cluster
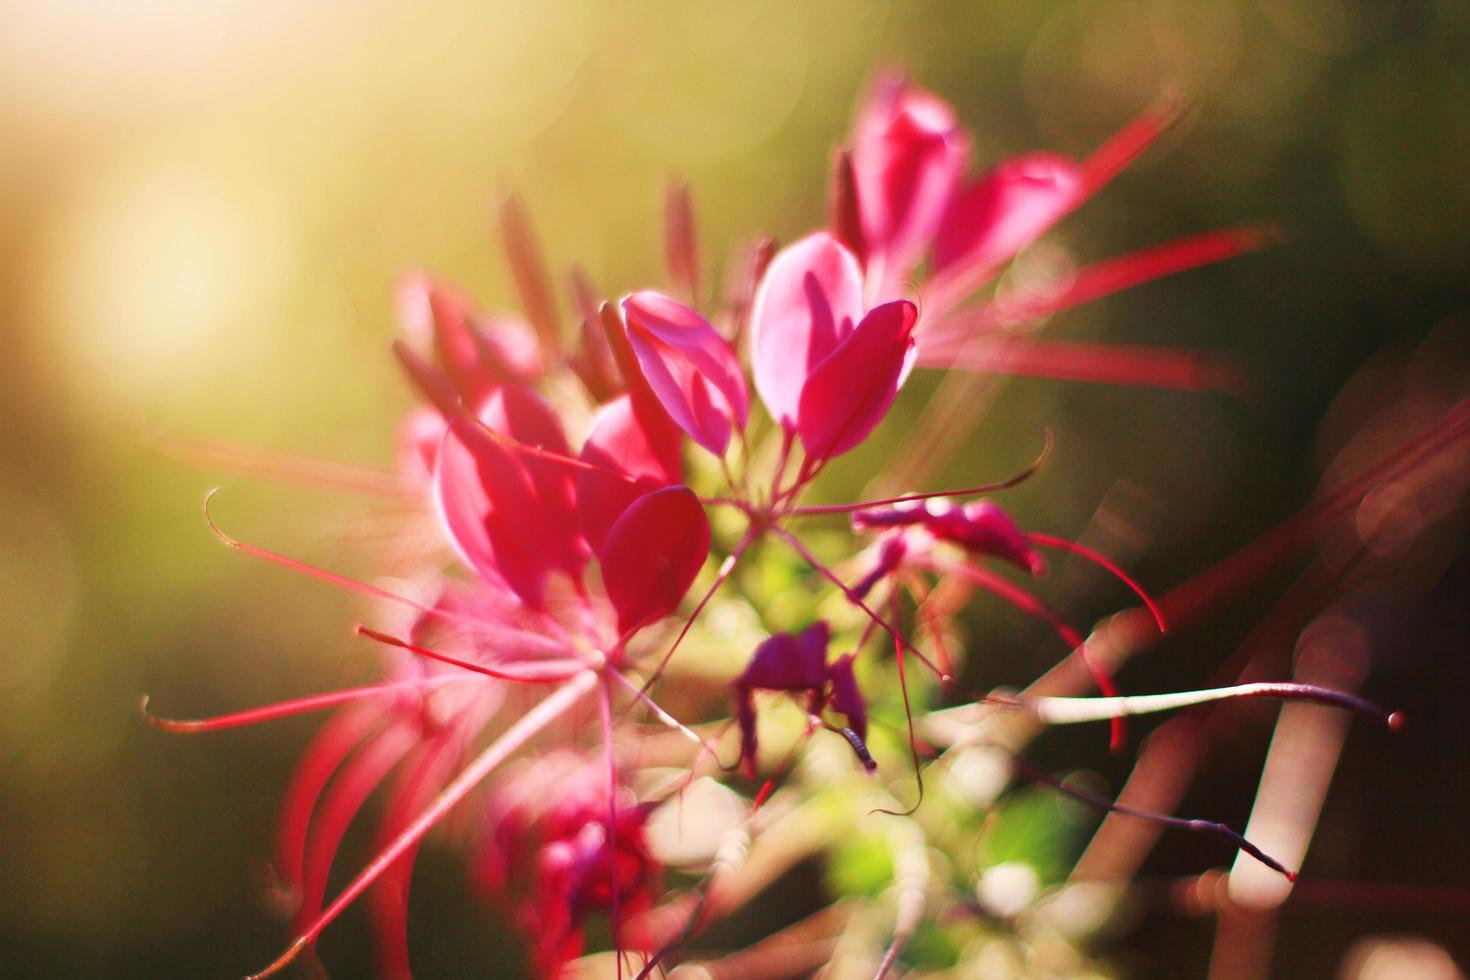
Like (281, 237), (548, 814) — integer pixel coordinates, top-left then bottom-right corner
(148, 74), (1405, 979)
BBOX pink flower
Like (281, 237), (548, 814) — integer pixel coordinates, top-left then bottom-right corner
(619, 291), (748, 456)
(749, 232), (918, 462)
(477, 756), (659, 978)
(734, 622), (872, 777)
(848, 72), (971, 296)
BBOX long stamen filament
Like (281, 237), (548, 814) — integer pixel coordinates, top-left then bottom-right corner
(246, 670), (597, 979)
(1024, 682), (1401, 729)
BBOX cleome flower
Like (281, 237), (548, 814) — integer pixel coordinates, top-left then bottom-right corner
(138, 73), (1431, 979)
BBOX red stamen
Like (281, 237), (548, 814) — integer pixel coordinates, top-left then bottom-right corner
(1157, 396), (1470, 633)
(905, 575), (957, 680)
(932, 557), (1126, 749)
(355, 626), (588, 683)
(597, 676), (625, 980)
(273, 705), (380, 911)
(247, 671), (597, 979)
(749, 709), (820, 813)
(629, 528), (756, 708)
(1079, 90), (1188, 197)
(1025, 532), (1167, 633)
(879, 591), (925, 817)
(297, 722), (418, 929)
(202, 489), (470, 626)
(923, 338), (1247, 395)
(146, 433), (413, 498)
(139, 674), (462, 734)
(786, 429), (1051, 517)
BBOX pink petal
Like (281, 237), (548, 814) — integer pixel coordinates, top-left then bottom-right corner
(825, 652), (867, 742)
(737, 622), (831, 692)
(434, 390), (590, 608)
(433, 418), (542, 604)
(850, 74), (970, 280)
(480, 385), (587, 576)
(926, 499), (1043, 575)
(621, 291), (749, 456)
(599, 485), (710, 637)
(749, 232), (864, 428)
(576, 394), (684, 554)
(796, 299), (918, 461)
(932, 152), (1083, 278)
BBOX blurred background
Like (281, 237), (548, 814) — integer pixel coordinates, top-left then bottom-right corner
(1, 0), (1467, 976)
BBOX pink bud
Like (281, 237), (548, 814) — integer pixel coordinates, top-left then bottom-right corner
(796, 299), (918, 461)
(395, 272), (541, 404)
(749, 232), (865, 430)
(621, 291), (749, 456)
(850, 74), (970, 280)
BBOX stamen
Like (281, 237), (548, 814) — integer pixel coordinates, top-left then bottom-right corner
(1024, 682), (1401, 729)
(1015, 759), (1297, 880)
(1025, 532), (1167, 633)
(355, 626), (588, 683)
(597, 676), (624, 980)
(931, 557), (1126, 749)
(835, 726), (878, 773)
(609, 669), (731, 771)
(246, 671), (597, 979)
(919, 338), (1247, 395)
(1079, 89), (1188, 196)
(145, 433), (413, 498)
(202, 488), (471, 626)
(786, 429), (1051, 517)
(139, 674), (463, 734)
(629, 528), (756, 708)
(750, 710), (820, 812)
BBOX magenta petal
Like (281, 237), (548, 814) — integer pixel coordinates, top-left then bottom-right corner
(933, 152), (1084, 276)
(927, 500), (1042, 575)
(796, 299), (918, 461)
(749, 232), (864, 429)
(433, 415), (562, 607)
(576, 394), (684, 555)
(825, 653), (867, 742)
(621, 291), (748, 456)
(480, 385), (588, 576)
(737, 622), (831, 692)
(850, 74), (970, 277)
(599, 485), (710, 637)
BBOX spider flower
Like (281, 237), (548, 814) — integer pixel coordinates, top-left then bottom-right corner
(139, 72), (1420, 980)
